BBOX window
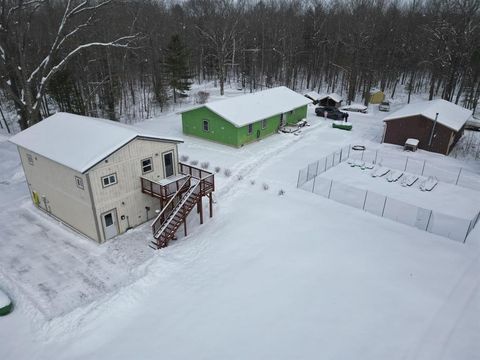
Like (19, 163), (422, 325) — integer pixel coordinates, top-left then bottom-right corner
(141, 158), (153, 174)
(261, 119), (267, 129)
(101, 173), (117, 188)
(75, 176), (84, 190)
(27, 153), (34, 166)
(104, 213), (113, 227)
(248, 124), (253, 135)
(203, 120), (209, 132)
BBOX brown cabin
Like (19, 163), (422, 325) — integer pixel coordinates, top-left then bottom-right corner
(382, 100), (472, 155)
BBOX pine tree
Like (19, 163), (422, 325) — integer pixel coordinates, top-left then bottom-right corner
(165, 34), (192, 103)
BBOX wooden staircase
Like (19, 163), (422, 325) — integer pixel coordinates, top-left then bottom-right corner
(149, 177), (202, 250)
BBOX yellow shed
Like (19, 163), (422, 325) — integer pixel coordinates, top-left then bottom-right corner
(369, 90), (385, 104)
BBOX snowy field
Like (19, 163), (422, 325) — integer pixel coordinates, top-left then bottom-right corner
(1, 85), (480, 359)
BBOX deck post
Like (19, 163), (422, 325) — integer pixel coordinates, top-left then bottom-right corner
(209, 193), (213, 218)
(183, 206), (187, 236)
(199, 197), (204, 224)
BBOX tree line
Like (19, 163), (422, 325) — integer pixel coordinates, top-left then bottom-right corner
(0, 0), (479, 130)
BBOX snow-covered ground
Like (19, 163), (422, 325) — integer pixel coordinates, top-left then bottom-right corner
(1, 85), (480, 359)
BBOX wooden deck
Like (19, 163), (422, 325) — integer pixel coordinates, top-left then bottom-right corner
(141, 162), (215, 201)
(141, 162), (215, 249)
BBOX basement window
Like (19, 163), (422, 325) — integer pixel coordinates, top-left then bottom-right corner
(203, 120), (209, 132)
(27, 153), (34, 166)
(248, 124), (253, 135)
(141, 158), (153, 174)
(101, 173), (117, 188)
(261, 119), (267, 129)
(75, 176), (84, 190)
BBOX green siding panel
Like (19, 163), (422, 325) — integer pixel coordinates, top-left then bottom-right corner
(181, 104), (308, 147)
(182, 107), (239, 147)
(237, 114), (281, 146)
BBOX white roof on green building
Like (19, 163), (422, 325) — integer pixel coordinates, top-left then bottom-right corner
(9, 112), (182, 173)
(383, 99), (472, 132)
(183, 86), (312, 127)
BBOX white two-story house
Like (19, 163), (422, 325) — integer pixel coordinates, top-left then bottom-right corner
(9, 112), (191, 243)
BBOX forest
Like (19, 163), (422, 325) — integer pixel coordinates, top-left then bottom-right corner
(0, 0), (479, 130)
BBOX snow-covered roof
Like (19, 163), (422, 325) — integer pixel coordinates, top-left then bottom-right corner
(9, 113), (182, 173)
(304, 91), (321, 100)
(319, 92), (343, 103)
(383, 99), (472, 132)
(181, 86), (312, 127)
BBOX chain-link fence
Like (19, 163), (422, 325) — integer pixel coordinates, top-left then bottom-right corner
(347, 148), (480, 192)
(300, 176), (480, 242)
(297, 145), (351, 188)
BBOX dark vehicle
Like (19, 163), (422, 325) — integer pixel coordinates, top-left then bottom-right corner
(315, 106), (347, 120)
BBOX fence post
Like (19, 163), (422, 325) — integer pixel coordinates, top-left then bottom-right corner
(404, 157), (409, 172)
(455, 168), (463, 185)
(315, 160), (320, 177)
(348, 146), (351, 158)
(361, 150), (365, 161)
(421, 160), (426, 175)
(324, 157), (327, 172)
(374, 150), (378, 164)
(362, 191), (368, 210)
(307, 164), (310, 181)
(296, 170), (301, 188)
(312, 174), (317, 193)
(381, 197), (388, 217)
(425, 210), (433, 232)
(327, 180), (333, 199)
(340, 148), (343, 162)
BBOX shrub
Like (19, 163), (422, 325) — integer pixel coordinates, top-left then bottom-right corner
(190, 160), (199, 166)
(214, 166), (221, 173)
(201, 161), (210, 169)
(278, 189), (285, 196)
(237, 174), (243, 180)
(250, 180), (256, 185)
(262, 183), (269, 191)
(195, 91), (210, 104)
(180, 155), (189, 162)
(224, 169), (232, 177)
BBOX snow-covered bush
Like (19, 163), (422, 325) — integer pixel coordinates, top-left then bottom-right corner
(180, 155), (189, 162)
(237, 174), (243, 180)
(201, 161), (210, 169)
(262, 183), (269, 191)
(190, 160), (199, 166)
(214, 166), (221, 173)
(278, 189), (285, 196)
(224, 169), (232, 177)
(195, 91), (210, 104)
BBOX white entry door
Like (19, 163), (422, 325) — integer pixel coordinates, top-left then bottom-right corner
(102, 210), (118, 240)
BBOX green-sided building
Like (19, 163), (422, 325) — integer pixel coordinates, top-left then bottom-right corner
(180, 86), (311, 147)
